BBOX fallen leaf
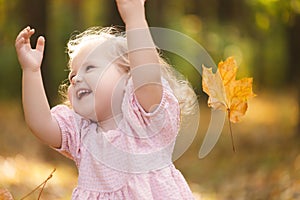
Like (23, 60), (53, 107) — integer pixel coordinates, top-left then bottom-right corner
(0, 188), (14, 200)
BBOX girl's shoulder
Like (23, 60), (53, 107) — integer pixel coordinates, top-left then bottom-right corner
(51, 104), (83, 119)
(123, 77), (178, 113)
(51, 104), (72, 112)
(121, 76), (180, 138)
(51, 104), (77, 121)
(125, 77), (173, 93)
(51, 104), (91, 132)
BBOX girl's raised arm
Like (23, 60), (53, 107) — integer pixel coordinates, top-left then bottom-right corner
(15, 26), (62, 148)
(116, 0), (163, 113)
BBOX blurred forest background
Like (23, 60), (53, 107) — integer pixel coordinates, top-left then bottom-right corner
(1, 0), (300, 199)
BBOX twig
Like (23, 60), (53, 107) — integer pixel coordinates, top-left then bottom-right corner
(20, 168), (56, 200)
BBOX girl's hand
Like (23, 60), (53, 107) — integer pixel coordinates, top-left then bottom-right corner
(15, 26), (45, 72)
(116, 0), (146, 25)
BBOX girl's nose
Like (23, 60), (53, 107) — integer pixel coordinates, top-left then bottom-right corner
(71, 74), (83, 85)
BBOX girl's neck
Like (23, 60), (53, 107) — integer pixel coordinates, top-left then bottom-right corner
(97, 113), (123, 132)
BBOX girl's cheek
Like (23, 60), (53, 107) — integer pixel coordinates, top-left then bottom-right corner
(68, 86), (74, 106)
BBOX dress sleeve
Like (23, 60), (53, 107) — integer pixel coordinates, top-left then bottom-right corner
(121, 78), (180, 152)
(51, 105), (82, 163)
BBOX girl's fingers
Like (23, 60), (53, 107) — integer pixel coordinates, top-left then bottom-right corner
(16, 26), (34, 44)
(36, 36), (45, 52)
(15, 27), (27, 43)
(15, 26), (44, 52)
(23, 28), (34, 43)
(18, 26), (30, 38)
(15, 26), (36, 50)
(15, 37), (25, 49)
(15, 39), (23, 51)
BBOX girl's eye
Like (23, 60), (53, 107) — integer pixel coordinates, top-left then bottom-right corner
(86, 65), (95, 71)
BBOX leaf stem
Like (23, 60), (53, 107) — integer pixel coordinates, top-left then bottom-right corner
(227, 109), (236, 152)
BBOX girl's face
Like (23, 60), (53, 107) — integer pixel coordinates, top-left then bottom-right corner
(68, 40), (127, 122)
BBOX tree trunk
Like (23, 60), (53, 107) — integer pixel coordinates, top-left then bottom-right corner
(106, 1), (123, 26)
(21, 0), (47, 45)
(146, 0), (165, 27)
(72, 0), (84, 29)
(20, 0), (55, 103)
(288, 15), (300, 136)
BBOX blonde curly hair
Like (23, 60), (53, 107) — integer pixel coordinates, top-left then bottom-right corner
(59, 26), (198, 117)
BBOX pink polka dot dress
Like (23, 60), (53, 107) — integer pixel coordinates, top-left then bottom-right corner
(51, 78), (195, 200)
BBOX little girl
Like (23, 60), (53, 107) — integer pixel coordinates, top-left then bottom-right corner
(15, 0), (197, 199)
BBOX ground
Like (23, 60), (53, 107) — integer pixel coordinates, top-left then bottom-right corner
(0, 90), (299, 200)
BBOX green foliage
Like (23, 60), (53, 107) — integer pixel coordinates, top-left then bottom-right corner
(0, 0), (299, 98)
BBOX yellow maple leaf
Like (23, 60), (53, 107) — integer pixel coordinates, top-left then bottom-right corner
(202, 56), (255, 122)
(202, 57), (256, 151)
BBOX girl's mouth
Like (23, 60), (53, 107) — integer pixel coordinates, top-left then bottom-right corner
(77, 89), (92, 100)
